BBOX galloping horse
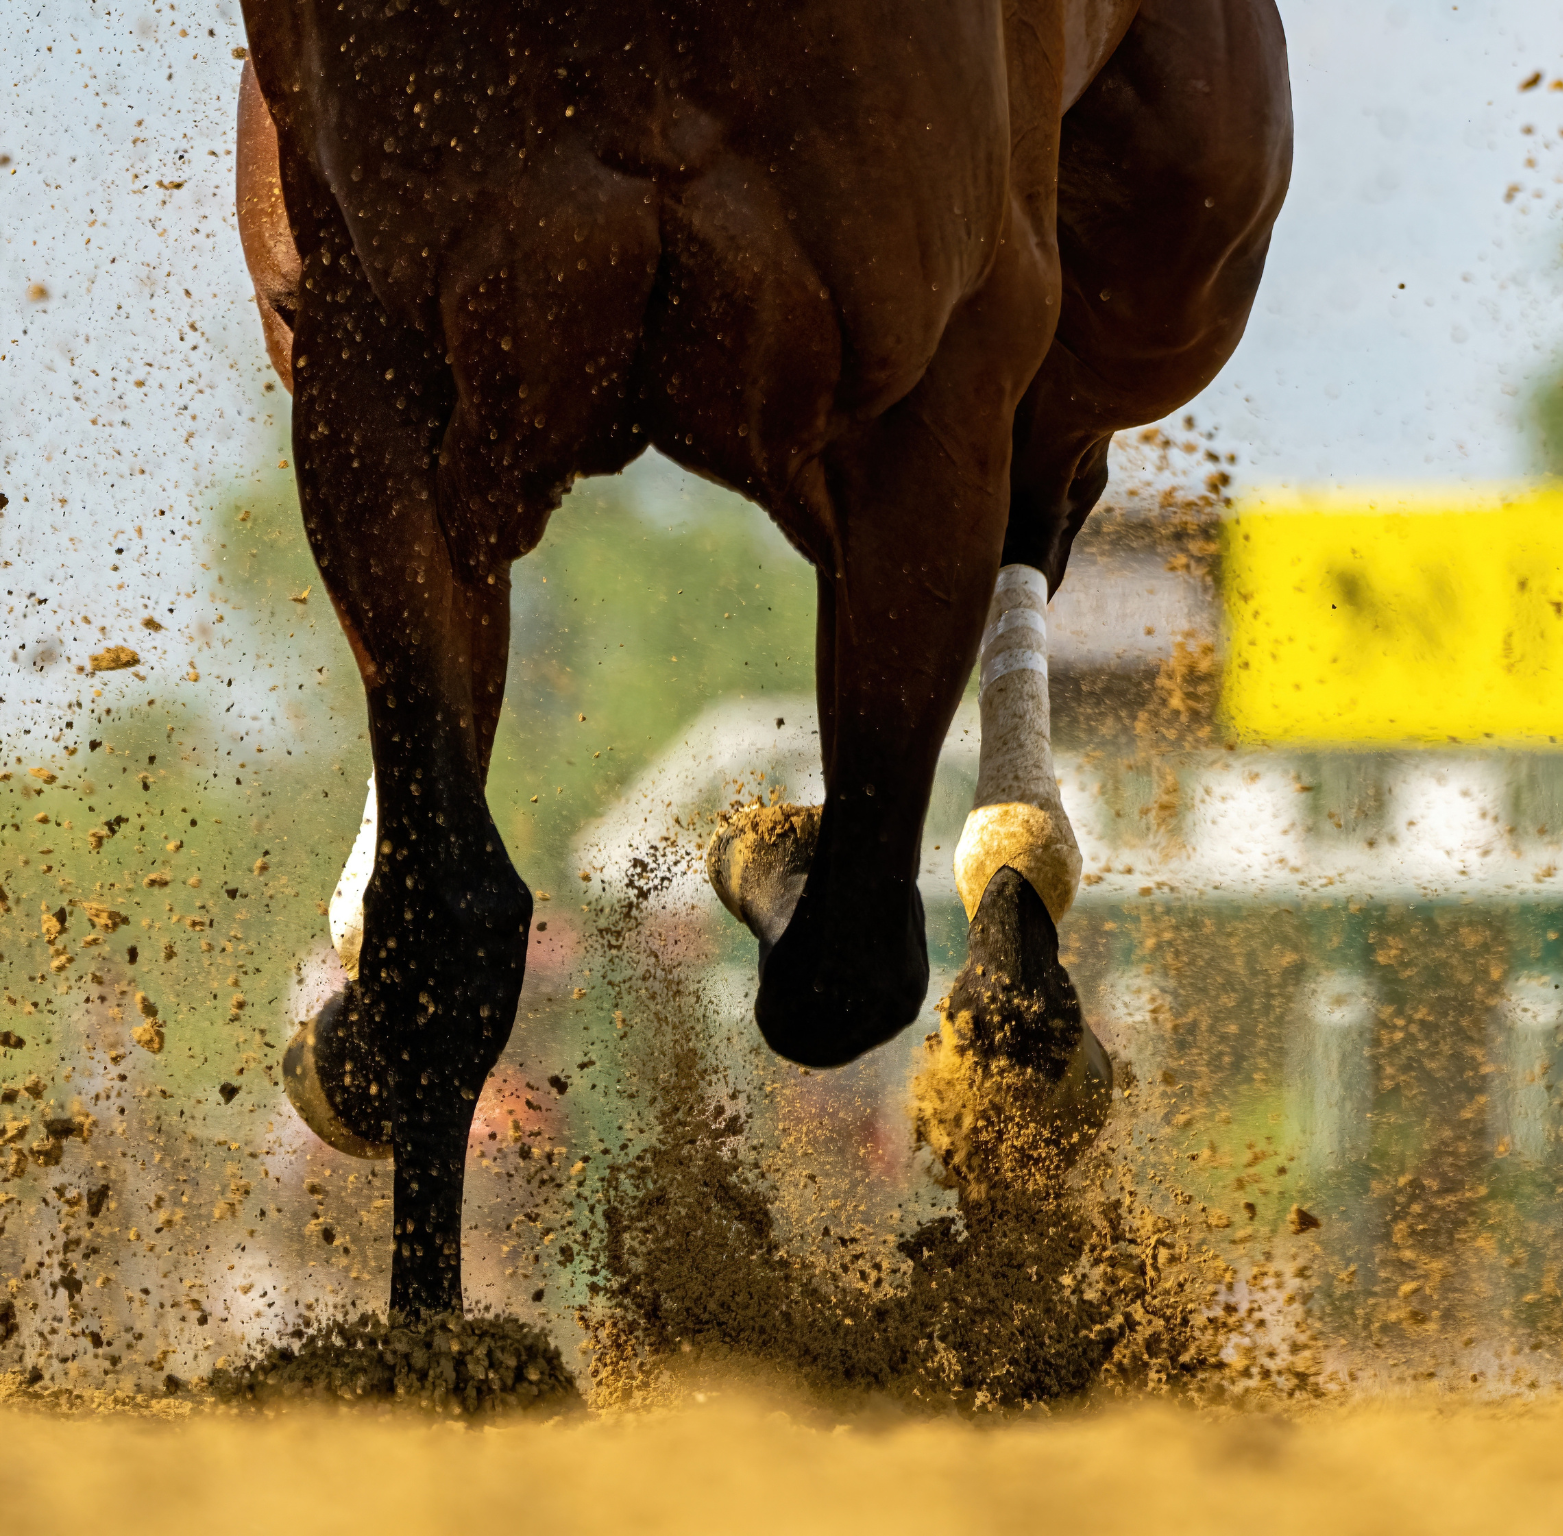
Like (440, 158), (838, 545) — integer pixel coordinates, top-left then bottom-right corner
(236, 0), (1291, 1317)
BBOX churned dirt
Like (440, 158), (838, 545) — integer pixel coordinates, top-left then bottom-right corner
(0, 804), (1313, 1419)
(1, 447), (1554, 1511)
(572, 818), (1312, 1413)
(210, 1309), (579, 1414)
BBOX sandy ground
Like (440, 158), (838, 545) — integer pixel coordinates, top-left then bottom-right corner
(2, 1394), (1560, 1535)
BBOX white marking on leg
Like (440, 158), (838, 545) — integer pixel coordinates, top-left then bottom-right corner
(952, 565), (1082, 922)
(329, 774), (377, 982)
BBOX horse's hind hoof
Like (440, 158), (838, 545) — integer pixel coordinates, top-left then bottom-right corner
(915, 866), (1111, 1196)
(949, 865), (1106, 1078)
(754, 878), (929, 1068)
(705, 801), (820, 964)
(282, 987), (393, 1160)
(711, 801), (926, 1066)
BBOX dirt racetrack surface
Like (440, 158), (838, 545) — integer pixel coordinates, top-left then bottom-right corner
(1, 1394), (1560, 1535)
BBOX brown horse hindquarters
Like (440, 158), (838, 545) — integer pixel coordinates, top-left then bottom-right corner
(436, 150), (848, 575)
(432, 152), (666, 574)
(240, 0), (1073, 1307)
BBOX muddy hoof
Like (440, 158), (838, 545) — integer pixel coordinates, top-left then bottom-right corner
(915, 867), (1110, 1195)
(282, 986), (393, 1160)
(706, 802), (820, 966)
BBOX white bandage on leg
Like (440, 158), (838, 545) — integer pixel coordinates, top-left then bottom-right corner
(952, 565), (1081, 923)
(329, 774), (377, 981)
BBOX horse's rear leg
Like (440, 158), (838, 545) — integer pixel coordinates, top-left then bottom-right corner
(750, 460), (991, 1064)
(288, 241), (529, 1318)
(289, 583), (511, 1165)
(752, 239), (1056, 1067)
(937, 564), (1113, 1175)
(932, 0), (1292, 1179)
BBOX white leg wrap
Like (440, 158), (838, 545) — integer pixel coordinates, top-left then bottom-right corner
(329, 775), (377, 982)
(952, 565), (1081, 924)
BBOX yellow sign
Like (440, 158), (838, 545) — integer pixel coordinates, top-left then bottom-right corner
(1221, 485), (1563, 745)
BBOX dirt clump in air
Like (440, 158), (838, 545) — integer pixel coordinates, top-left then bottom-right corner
(1135, 636), (1221, 748)
(592, 1098), (1229, 1411)
(211, 1310), (580, 1416)
(716, 800), (818, 853)
(88, 646), (141, 674)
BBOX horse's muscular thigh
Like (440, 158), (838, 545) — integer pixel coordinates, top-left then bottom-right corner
(1002, 0), (1288, 584)
(435, 153), (848, 564)
(433, 157), (663, 568)
(637, 161), (843, 513)
(1054, 0), (1292, 401)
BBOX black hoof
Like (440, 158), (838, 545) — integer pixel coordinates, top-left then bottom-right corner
(754, 884), (928, 1068)
(709, 801), (927, 1067)
(282, 986), (393, 1159)
(706, 802), (820, 967)
(916, 867), (1111, 1189)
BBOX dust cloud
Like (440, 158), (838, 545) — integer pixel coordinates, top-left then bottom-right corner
(3, 1393), (1563, 1536)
